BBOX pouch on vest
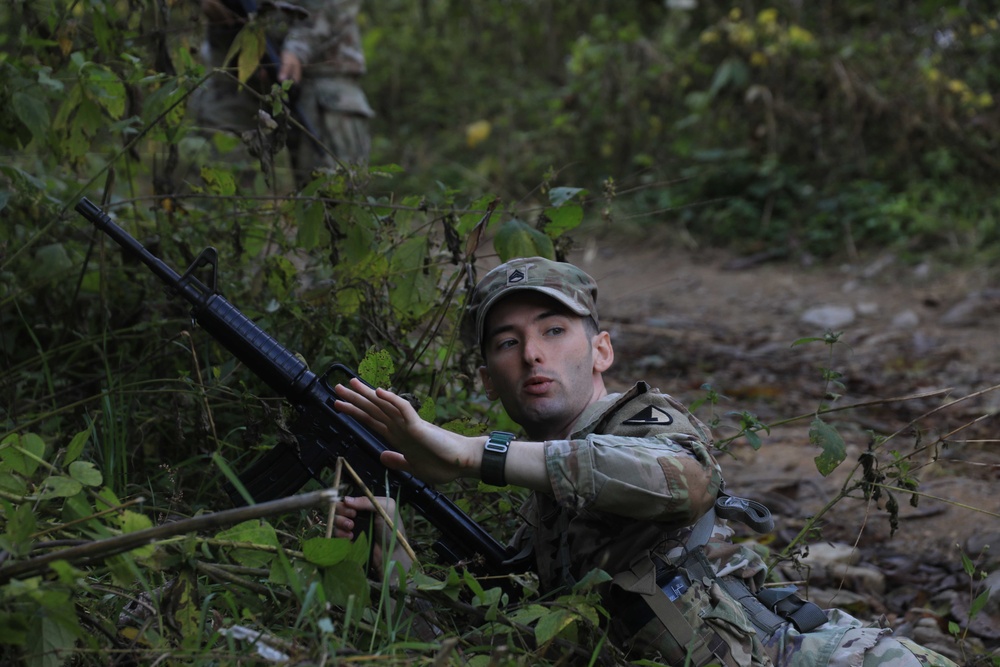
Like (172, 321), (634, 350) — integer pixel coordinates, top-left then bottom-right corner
(755, 587), (828, 634)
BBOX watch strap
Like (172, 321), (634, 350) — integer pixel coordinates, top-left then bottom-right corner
(481, 431), (515, 486)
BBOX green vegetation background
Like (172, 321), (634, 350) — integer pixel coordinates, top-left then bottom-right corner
(1, 1), (998, 665)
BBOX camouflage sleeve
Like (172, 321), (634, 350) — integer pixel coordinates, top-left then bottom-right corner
(543, 432), (723, 524)
(282, 0), (364, 72)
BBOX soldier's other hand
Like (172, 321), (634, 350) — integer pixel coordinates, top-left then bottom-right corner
(332, 496), (412, 575)
(279, 51), (303, 84)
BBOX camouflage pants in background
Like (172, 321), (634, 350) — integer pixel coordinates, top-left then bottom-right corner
(189, 69), (372, 186)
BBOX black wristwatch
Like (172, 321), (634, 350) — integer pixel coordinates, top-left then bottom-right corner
(481, 431), (515, 486)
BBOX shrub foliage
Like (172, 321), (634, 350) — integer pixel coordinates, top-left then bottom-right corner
(1, 1), (998, 665)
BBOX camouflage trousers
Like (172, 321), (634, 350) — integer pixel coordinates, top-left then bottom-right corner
(764, 609), (960, 667)
(189, 62), (372, 186)
(620, 577), (959, 667)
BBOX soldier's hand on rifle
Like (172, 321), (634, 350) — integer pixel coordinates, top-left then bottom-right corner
(331, 495), (413, 576)
(278, 51), (303, 84)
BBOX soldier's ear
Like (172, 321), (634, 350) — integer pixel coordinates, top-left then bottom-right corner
(592, 331), (613, 374)
(478, 365), (500, 401)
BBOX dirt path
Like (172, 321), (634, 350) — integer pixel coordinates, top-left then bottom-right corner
(562, 233), (1000, 657)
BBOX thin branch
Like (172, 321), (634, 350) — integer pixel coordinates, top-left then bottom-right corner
(0, 489), (340, 584)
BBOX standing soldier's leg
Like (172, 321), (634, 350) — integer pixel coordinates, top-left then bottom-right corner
(288, 75), (373, 186)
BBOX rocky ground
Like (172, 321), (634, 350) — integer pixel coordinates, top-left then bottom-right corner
(562, 233), (1000, 663)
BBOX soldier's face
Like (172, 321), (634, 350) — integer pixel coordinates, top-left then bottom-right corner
(478, 292), (612, 441)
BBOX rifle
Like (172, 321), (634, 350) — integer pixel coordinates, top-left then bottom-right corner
(74, 197), (528, 576)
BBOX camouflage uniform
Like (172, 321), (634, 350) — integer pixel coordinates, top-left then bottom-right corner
(191, 0), (373, 182)
(512, 385), (959, 667)
(471, 257), (959, 666)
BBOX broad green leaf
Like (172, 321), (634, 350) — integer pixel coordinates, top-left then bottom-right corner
(268, 544), (295, 588)
(90, 10), (113, 52)
(38, 475), (83, 499)
(215, 519), (278, 567)
(64, 429), (90, 466)
(335, 286), (362, 316)
(0, 472), (26, 496)
(389, 236), (433, 318)
(94, 487), (121, 512)
(1, 433), (46, 477)
(507, 603), (549, 625)
(2, 502), (37, 557)
(32, 243), (73, 282)
(809, 418), (846, 476)
(462, 569), (487, 599)
(225, 23), (266, 84)
(48, 560), (85, 585)
(493, 218), (555, 262)
(548, 187), (586, 207)
(200, 166), (236, 196)
(264, 255), (297, 300)
(0, 190), (9, 213)
(120, 509), (153, 533)
(570, 600), (600, 626)
(52, 82), (83, 130)
(296, 200), (327, 250)
(68, 461), (102, 487)
(0, 611), (28, 645)
(472, 585), (503, 609)
(11, 90), (51, 143)
(744, 430), (762, 450)
(573, 568), (612, 591)
(118, 510), (155, 559)
(535, 607), (576, 645)
(302, 537), (352, 567)
(456, 194), (498, 234)
(417, 395), (436, 422)
(26, 606), (80, 667)
(81, 65), (126, 119)
(411, 569), (463, 601)
(173, 570), (201, 649)
(140, 81), (186, 129)
(970, 588), (990, 618)
(105, 553), (142, 588)
(36, 67), (63, 92)
(543, 203), (583, 238)
(358, 348), (394, 388)
(323, 561), (370, 621)
(61, 493), (99, 527)
(347, 530), (372, 565)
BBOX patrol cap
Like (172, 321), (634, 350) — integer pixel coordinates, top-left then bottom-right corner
(468, 256), (599, 346)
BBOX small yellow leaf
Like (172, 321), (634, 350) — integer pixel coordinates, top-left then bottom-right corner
(465, 120), (491, 148)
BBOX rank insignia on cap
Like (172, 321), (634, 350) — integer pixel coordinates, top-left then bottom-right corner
(622, 405), (674, 425)
(507, 268), (526, 284)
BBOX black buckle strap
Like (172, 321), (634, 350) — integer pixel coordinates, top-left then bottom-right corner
(756, 587), (828, 633)
(714, 493), (774, 533)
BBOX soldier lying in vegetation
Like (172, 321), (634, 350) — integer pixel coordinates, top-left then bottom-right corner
(332, 256), (959, 667)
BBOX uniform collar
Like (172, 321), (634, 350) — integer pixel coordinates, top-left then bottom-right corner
(569, 382), (650, 438)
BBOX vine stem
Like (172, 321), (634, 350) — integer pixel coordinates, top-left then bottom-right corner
(0, 488), (340, 584)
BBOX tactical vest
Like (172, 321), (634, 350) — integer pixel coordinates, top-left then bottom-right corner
(609, 492), (828, 666)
